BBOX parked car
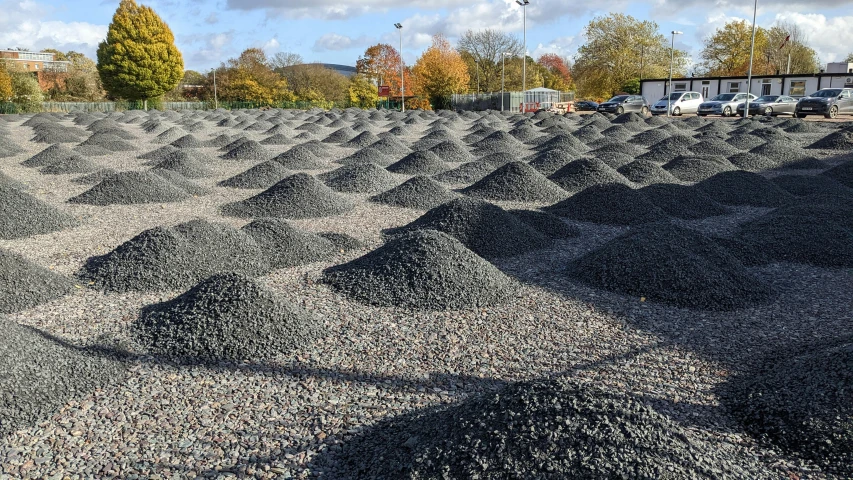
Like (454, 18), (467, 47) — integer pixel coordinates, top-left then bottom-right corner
(795, 88), (853, 119)
(574, 100), (599, 111)
(596, 95), (650, 115)
(697, 93), (757, 117)
(650, 92), (703, 116)
(736, 95), (798, 116)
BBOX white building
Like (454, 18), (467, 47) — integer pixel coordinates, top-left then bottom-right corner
(640, 71), (853, 102)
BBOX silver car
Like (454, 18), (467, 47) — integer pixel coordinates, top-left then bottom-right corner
(698, 93), (757, 117)
(650, 92), (703, 116)
(736, 95), (798, 116)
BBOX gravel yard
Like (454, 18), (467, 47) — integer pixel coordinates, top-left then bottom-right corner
(0, 108), (851, 479)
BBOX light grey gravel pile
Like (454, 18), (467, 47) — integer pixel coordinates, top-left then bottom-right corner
(548, 183), (668, 226)
(697, 171), (794, 207)
(135, 273), (324, 361)
(323, 378), (775, 479)
(663, 155), (735, 182)
(322, 229), (518, 310)
(67, 171), (196, 205)
(387, 151), (448, 175)
(0, 186), (79, 239)
(0, 170), (26, 189)
(548, 158), (630, 193)
(323, 127), (358, 144)
(221, 139), (269, 160)
(150, 169), (212, 196)
(617, 160), (679, 185)
(570, 223), (772, 310)
(462, 161), (567, 202)
(80, 219), (270, 292)
(0, 319), (125, 437)
(241, 218), (340, 268)
(370, 176), (459, 210)
(0, 248), (74, 314)
(320, 162), (399, 193)
(220, 173), (355, 219)
(218, 161), (291, 189)
(399, 197), (552, 259)
(639, 183), (730, 220)
(727, 339), (853, 477)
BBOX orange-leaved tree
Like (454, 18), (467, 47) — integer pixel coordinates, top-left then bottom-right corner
(356, 43), (411, 97)
(538, 54), (573, 91)
(411, 35), (470, 110)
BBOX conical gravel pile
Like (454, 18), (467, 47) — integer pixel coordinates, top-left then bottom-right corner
(220, 173), (354, 219)
(323, 377), (775, 479)
(139, 145), (181, 162)
(31, 124), (85, 144)
(323, 127), (358, 144)
(726, 340), (853, 477)
(22, 144), (77, 168)
(772, 174), (853, 197)
(663, 155), (735, 182)
(0, 319), (125, 437)
(81, 219), (270, 292)
(590, 141), (645, 158)
(548, 159), (631, 193)
(152, 126), (188, 144)
(370, 136), (411, 156)
(726, 134), (765, 151)
(221, 139), (269, 160)
(387, 151), (448, 175)
(241, 218), (340, 268)
(272, 145), (330, 170)
(79, 132), (137, 152)
(153, 150), (214, 178)
(534, 133), (588, 153)
(71, 169), (118, 186)
(432, 161), (495, 185)
(806, 128), (853, 150)
(427, 140), (474, 163)
(508, 209), (580, 239)
(570, 223), (771, 310)
(636, 135), (697, 162)
(370, 176), (459, 210)
(462, 161), (567, 202)
(1, 186), (79, 239)
(320, 162), (399, 193)
(527, 149), (580, 176)
(696, 171), (794, 207)
(750, 142), (811, 165)
(640, 183), (730, 220)
(39, 154), (99, 175)
(398, 197), (552, 258)
(727, 152), (777, 172)
(471, 131), (527, 155)
(337, 147), (395, 167)
(547, 183), (667, 226)
(0, 170), (26, 190)
(220, 136), (251, 152)
(170, 134), (205, 149)
(822, 159), (853, 188)
(68, 171), (198, 206)
(218, 161), (291, 189)
(571, 124), (605, 143)
(0, 248), (75, 314)
(343, 131), (380, 148)
(150, 169), (211, 196)
(617, 160), (679, 185)
(322, 229), (517, 310)
(689, 138), (741, 157)
(135, 273), (323, 361)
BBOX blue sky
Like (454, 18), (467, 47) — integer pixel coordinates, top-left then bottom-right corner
(2, 0), (852, 73)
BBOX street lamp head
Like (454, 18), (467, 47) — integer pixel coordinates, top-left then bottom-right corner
(516, 0), (529, 5)
(672, 30), (683, 35)
(394, 23), (402, 29)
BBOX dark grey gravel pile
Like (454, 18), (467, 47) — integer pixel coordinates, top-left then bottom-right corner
(571, 124), (605, 143)
(323, 377), (774, 479)
(220, 173), (354, 219)
(527, 149), (579, 176)
(323, 127), (358, 144)
(547, 183), (668, 226)
(726, 134), (765, 151)
(590, 141), (645, 158)
(628, 128), (672, 147)
(22, 144), (77, 168)
(322, 229), (517, 310)
(135, 273), (323, 361)
(0, 170), (26, 190)
(570, 223), (771, 310)
(241, 218), (341, 268)
(772, 174), (853, 197)
(749, 141), (811, 165)
(80, 219), (270, 292)
(153, 150), (214, 178)
(1, 186), (79, 239)
(221, 140), (269, 160)
(462, 161), (567, 202)
(726, 340), (853, 477)
(31, 125), (85, 144)
(220, 137), (251, 152)
(139, 145), (181, 162)
(822, 159), (853, 188)
(636, 135), (696, 162)
(370, 136), (411, 156)
(0, 136), (25, 158)
(0, 319), (125, 437)
(387, 151), (447, 175)
(79, 132), (136, 152)
(534, 133), (588, 153)
(471, 131), (526, 154)
(398, 197), (552, 259)
(639, 183), (730, 220)
(38, 154), (99, 175)
(337, 147), (395, 167)
(508, 209), (580, 239)
(0, 248), (74, 314)
(343, 131), (380, 148)
(320, 162), (399, 193)
(71, 168), (118, 185)
(67, 171), (196, 205)
(617, 160), (679, 185)
(806, 128), (853, 150)
(370, 176), (459, 210)
(689, 138), (741, 157)
(431, 161), (495, 185)
(427, 140), (474, 163)
(170, 134), (205, 149)
(150, 169), (211, 196)
(218, 161), (291, 189)
(548, 159), (630, 193)
(662, 155), (735, 182)
(727, 152), (777, 171)
(696, 171), (794, 207)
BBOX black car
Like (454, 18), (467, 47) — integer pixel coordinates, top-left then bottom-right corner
(597, 95), (650, 114)
(795, 88), (853, 118)
(574, 100), (599, 111)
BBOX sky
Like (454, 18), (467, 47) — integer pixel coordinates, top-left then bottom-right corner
(2, 0), (852, 74)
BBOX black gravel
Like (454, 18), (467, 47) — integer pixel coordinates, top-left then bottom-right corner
(570, 222), (771, 310)
(0, 248), (74, 314)
(153, 150), (214, 178)
(22, 144), (77, 168)
(822, 159), (853, 188)
(0, 319), (125, 437)
(68, 171), (198, 205)
(772, 174), (853, 197)
(547, 183), (668, 226)
(471, 131), (526, 155)
(272, 145), (330, 170)
(218, 161), (291, 189)
(727, 152), (777, 171)
(462, 161), (567, 202)
(397, 197), (552, 259)
(241, 219), (339, 268)
(80, 219), (270, 292)
(1, 186), (79, 239)
(221, 140), (269, 160)
(806, 128), (853, 150)
(627, 128), (671, 147)
(135, 273), (323, 361)
(220, 173), (355, 219)
(427, 140), (473, 163)
(639, 183), (730, 220)
(617, 160), (679, 185)
(548, 159), (630, 193)
(696, 171), (794, 207)
(322, 229), (518, 310)
(39, 154), (99, 175)
(387, 151), (447, 175)
(323, 377), (775, 479)
(431, 161), (495, 185)
(527, 149), (579, 176)
(663, 155), (735, 182)
(508, 209), (580, 239)
(320, 162), (399, 193)
(370, 176), (459, 210)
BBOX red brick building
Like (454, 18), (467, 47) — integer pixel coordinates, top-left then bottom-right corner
(0, 50), (71, 73)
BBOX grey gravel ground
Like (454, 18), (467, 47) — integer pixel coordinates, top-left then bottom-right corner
(0, 110), (851, 480)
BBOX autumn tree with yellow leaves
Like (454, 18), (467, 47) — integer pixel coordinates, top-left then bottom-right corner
(411, 35), (470, 110)
(218, 48), (295, 106)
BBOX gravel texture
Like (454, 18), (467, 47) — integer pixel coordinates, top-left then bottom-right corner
(218, 161), (292, 189)
(387, 151), (448, 175)
(67, 171), (195, 205)
(220, 173), (355, 219)
(370, 176), (459, 210)
(617, 159), (680, 185)
(639, 183), (731, 220)
(548, 158), (631, 193)
(822, 159), (853, 188)
(462, 161), (567, 202)
(0, 248), (75, 314)
(663, 155), (736, 182)
(241, 218), (340, 268)
(0, 186), (79, 239)
(320, 163), (399, 193)
(696, 171), (795, 207)
(548, 183), (668, 226)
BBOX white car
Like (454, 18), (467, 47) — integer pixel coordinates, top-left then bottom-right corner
(650, 92), (703, 116)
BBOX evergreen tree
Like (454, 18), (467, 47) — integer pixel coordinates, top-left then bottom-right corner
(97, 0), (183, 108)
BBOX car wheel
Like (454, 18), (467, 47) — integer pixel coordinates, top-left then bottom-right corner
(673, 107), (681, 116)
(796, 113), (807, 118)
(764, 106), (773, 116)
(723, 106), (732, 117)
(641, 106), (649, 115)
(825, 105), (838, 119)
(616, 106), (624, 114)
(697, 114), (706, 117)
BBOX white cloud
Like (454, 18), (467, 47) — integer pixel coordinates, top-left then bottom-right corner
(531, 36), (577, 59)
(0, 0), (106, 57)
(226, 0), (459, 19)
(773, 12), (853, 63)
(261, 37), (280, 53)
(312, 33), (373, 52)
(204, 12), (219, 24)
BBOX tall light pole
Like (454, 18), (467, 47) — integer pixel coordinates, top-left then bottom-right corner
(395, 23), (404, 112)
(667, 30), (683, 117)
(743, 0), (758, 118)
(501, 52), (511, 111)
(212, 68), (218, 110)
(475, 59), (480, 94)
(516, 0), (529, 106)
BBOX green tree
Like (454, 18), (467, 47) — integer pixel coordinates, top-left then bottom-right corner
(96, 0), (184, 109)
(699, 20), (769, 76)
(458, 29), (523, 93)
(573, 14), (687, 100)
(280, 63), (350, 102)
(66, 52), (105, 101)
(762, 22), (820, 74)
(218, 48), (295, 105)
(845, 53), (853, 63)
(349, 74), (379, 108)
(620, 78), (641, 94)
(0, 67), (13, 102)
(40, 49), (68, 61)
(10, 72), (43, 112)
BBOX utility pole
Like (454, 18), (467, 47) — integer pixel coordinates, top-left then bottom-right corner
(668, 31), (682, 117)
(744, 0), (758, 118)
(516, 0), (529, 109)
(212, 68), (218, 110)
(395, 23), (404, 112)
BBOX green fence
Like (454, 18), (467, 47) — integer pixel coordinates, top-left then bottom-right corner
(31, 99), (371, 113)
(0, 102), (18, 114)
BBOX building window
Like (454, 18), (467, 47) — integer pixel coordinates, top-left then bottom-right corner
(674, 82), (687, 91)
(728, 82), (740, 93)
(789, 81), (806, 97)
(34, 63), (38, 70)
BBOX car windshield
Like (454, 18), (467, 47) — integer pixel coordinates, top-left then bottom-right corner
(755, 96), (778, 102)
(809, 89), (842, 98)
(659, 93), (683, 101)
(607, 96), (629, 103)
(710, 94), (737, 101)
